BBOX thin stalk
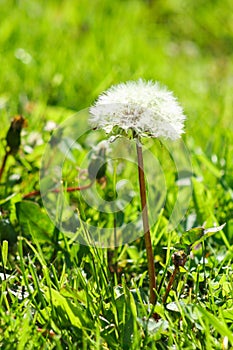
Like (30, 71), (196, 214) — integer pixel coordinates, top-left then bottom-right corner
(113, 160), (118, 275)
(136, 139), (156, 305)
(163, 250), (187, 304)
(23, 181), (94, 199)
(0, 151), (10, 182)
(202, 241), (207, 289)
(162, 267), (179, 304)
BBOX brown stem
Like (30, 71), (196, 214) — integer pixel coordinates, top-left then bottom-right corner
(136, 139), (156, 305)
(162, 266), (179, 304)
(162, 250), (187, 304)
(0, 151), (10, 182)
(23, 181), (94, 199)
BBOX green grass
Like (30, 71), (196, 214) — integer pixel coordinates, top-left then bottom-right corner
(0, 0), (233, 348)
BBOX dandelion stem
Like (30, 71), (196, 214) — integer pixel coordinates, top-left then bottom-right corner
(23, 181), (94, 199)
(0, 150), (10, 182)
(162, 267), (179, 304)
(163, 250), (187, 304)
(136, 138), (156, 304)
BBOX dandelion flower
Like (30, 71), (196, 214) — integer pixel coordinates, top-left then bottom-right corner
(89, 79), (186, 140)
(89, 79), (187, 305)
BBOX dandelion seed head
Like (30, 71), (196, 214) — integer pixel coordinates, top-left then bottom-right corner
(89, 79), (186, 140)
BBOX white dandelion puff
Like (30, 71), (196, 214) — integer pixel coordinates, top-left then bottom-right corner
(89, 79), (187, 304)
(89, 79), (186, 140)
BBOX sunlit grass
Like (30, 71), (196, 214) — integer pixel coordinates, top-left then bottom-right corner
(0, 0), (233, 348)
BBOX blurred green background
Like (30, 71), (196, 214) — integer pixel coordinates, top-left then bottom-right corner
(0, 0), (232, 150)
